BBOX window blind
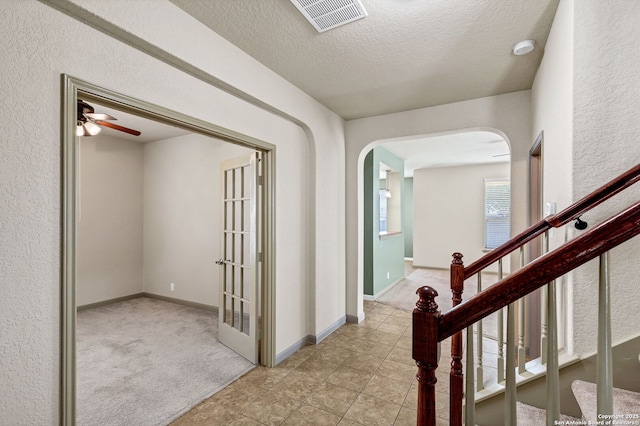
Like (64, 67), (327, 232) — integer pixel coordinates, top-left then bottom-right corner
(484, 179), (510, 250)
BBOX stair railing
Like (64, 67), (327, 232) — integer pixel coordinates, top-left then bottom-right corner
(413, 163), (640, 426)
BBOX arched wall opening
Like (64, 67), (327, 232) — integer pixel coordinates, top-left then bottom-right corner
(356, 128), (512, 314)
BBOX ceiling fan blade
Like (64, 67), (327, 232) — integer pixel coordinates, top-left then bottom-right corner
(85, 112), (117, 121)
(95, 120), (141, 136)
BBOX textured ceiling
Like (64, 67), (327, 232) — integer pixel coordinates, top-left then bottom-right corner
(170, 0), (559, 120)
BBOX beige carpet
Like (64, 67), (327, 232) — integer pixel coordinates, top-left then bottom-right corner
(77, 297), (255, 426)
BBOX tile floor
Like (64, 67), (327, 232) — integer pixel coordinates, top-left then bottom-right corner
(171, 300), (452, 425)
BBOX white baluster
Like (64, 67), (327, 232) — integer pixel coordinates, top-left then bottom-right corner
(597, 252), (613, 417)
(546, 278), (560, 425)
(541, 232), (549, 364)
(497, 259), (505, 383)
(476, 273), (484, 392)
(466, 323), (476, 426)
(518, 247), (526, 374)
(505, 302), (517, 425)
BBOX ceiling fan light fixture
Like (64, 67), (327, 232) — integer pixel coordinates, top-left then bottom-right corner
(84, 121), (102, 136)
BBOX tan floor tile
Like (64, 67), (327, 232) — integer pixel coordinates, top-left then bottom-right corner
(282, 404), (341, 425)
(336, 324), (372, 338)
(383, 315), (412, 327)
(376, 322), (408, 336)
(303, 381), (358, 416)
(385, 345), (414, 366)
(240, 365), (291, 389)
(326, 333), (362, 351)
(343, 394), (401, 426)
(389, 309), (412, 320)
(337, 419), (363, 426)
(366, 329), (402, 346)
(367, 304), (396, 315)
(294, 357), (339, 381)
(356, 319), (383, 329)
(200, 382), (264, 411)
(361, 374), (411, 405)
(352, 339), (394, 358)
(241, 391), (301, 426)
(395, 335), (413, 350)
(276, 349), (314, 369)
(393, 407), (417, 426)
(312, 346), (357, 365)
(174, 404), (241, 425)
(326, 365), (373, 392)
(340, 352), (385, 373)
(364, 312), (391, 323)
(403, 381), (418, 409)
(270, 370), (323, 401)
(376, 359), (417, 384)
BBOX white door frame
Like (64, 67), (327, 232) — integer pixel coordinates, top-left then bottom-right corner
(60, 75), (276, 425)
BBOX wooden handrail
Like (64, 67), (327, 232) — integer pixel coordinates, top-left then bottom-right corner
(464, 162), (640, 278)
(439, 199), (640, 341)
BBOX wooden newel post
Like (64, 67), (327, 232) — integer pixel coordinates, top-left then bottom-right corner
(413, 286), (440, 426)
(450, 252), (465, 426)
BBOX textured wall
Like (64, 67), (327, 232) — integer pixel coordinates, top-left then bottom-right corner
(143, 134), (253, 306)
(77, 135), (144, 306)
(0, 1), (340, 423)
(570, 0), (640, 355)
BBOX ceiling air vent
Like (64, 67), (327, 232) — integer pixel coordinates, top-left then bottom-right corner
(290, 0), (368, 33)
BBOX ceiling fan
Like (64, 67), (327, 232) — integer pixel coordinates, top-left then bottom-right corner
(77, 99), (141, 137)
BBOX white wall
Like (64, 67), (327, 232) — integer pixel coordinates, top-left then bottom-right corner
(345, 91), (532, 320)
(570, 0), (640, 355)
(413, 163), (510, 271)
(531, 0), (640, 356)
(77, 135), (144, 306)
(143, 134), (253, 306)
(0, 1), (341, 424)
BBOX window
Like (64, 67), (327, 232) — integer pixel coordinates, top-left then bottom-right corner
(484, 178), (510, 250)
(379, 191), (388, 232)
(378, 165), (401, 237)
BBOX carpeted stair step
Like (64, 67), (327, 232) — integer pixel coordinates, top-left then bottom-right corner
(571, 380), (640, 423)
(516, 401), (581, 426)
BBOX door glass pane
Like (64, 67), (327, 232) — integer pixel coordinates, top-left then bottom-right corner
(225, 266), (232, 293)
(233, 297), (241, 331)
(243, 200), (250, 233)
(224, 295), (232, 326)
(225, 202), (232, 230)
(234, 266), (241, 297)
(243, 234), (250, 267)
(242, 302), (250, 335)
(235, 200), (242, 231)
(234, 168), (242, 199)
(225, 170), (233, 199)
(234, 233), (242, 264)
(225, 235), (232, 265)
(243, 166), (251, 197)
(243, 267), (251, 302)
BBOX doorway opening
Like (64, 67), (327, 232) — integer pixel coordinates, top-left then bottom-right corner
(361, 130), (512, 309)
(61, 75), (275, 425)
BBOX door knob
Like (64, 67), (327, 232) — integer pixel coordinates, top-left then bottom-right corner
(215, 259), (225, 265)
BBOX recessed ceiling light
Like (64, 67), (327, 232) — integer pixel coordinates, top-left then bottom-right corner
(512, 39), (536, 56)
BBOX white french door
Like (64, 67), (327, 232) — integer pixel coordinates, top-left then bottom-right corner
(217, 152), (260, 364)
